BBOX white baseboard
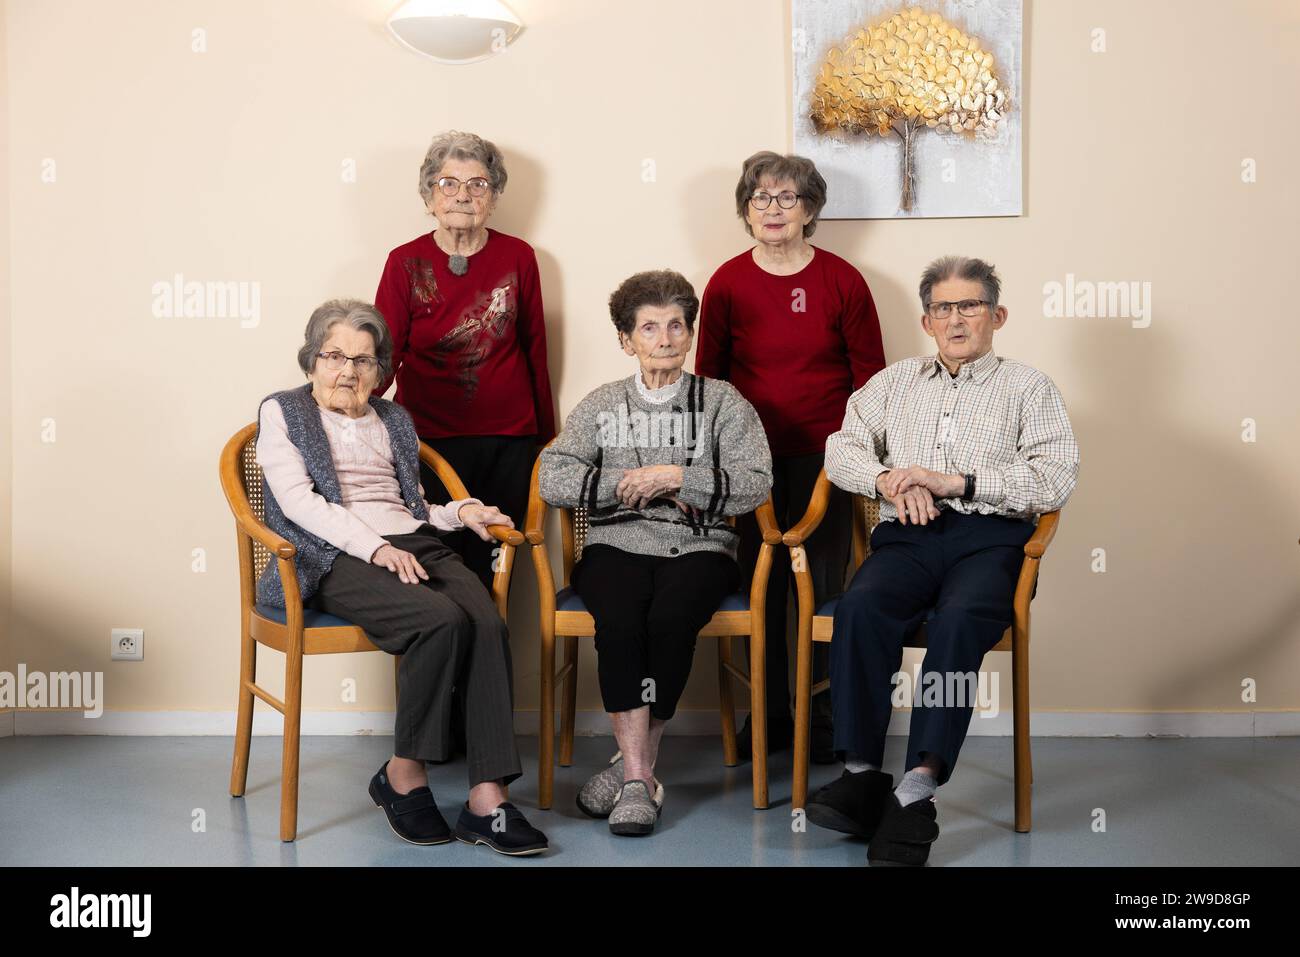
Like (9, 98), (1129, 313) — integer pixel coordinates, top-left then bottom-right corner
(11, 708), (1300, 738)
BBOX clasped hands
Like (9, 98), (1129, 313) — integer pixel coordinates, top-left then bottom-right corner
(876, 466), (966, 526)
(614, 464), (700, 519)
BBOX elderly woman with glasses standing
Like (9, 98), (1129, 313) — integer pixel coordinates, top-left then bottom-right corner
(254, 298), (548, 855)
(694, 151), (887, 766)
(374, 130), (556, 592)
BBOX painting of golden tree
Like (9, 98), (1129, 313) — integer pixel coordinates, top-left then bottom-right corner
(801, 3), (1019, 217)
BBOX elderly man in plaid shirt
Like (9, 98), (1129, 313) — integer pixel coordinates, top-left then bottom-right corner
(805, 256), (1079, 866)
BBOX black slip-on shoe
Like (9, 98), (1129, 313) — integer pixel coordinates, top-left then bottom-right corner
(867, 795), (940, 867)
(805, 768), (895, 838)
(454, 802), (549, 857)
(810, 716), (837, 765)
(368, 765), (451, 846)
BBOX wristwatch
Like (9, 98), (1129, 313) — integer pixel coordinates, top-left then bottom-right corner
(961, 473), (975, 502)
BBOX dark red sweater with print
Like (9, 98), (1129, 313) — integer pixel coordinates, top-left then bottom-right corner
(694, 246), (886, 457)
(374, 228), (556, 441)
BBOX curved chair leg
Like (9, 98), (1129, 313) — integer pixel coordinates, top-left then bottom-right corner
(559, 636), (578, 767)
(230, 618), (256, 798)
(791, 626), (815, 810)
(717, 637), (738, 767)
(538, 618), (556, 809)
(280, 637), (305, 842)
(1012, 629), (1032, 833)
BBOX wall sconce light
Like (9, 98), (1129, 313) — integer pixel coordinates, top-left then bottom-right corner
(386, 0), (524, 64)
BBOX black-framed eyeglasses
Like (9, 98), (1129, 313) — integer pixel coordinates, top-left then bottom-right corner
(434, 176), (492, 198)
(749, 190), (803, 210)
(925, 299), (990, 320)
(317, 351), (378, 374)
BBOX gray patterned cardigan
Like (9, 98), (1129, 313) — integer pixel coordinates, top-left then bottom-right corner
(538, 372), (772, 560)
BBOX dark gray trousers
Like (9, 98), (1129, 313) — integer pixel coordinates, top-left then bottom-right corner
(310, 525), (522, 787)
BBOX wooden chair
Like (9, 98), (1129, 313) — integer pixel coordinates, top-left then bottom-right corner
(785, 469), (1061, 833)
(523, 443), (783, 810)
(218, 422), (525, 842)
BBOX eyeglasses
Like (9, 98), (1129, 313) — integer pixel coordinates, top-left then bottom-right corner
(317, 351), (378, 374)
(749, 190), (802, 210)
(925, 299), (990, 320)
(434, 176), (492, 198)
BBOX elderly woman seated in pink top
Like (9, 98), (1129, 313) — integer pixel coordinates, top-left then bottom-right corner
(254, 298), (547, 855)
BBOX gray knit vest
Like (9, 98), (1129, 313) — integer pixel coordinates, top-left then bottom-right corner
(254, 383), (431, 608)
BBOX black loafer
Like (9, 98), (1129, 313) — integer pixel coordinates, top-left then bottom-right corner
(810, 716), (837, 765)
(805, 768), (894, 837)
(368, 764), (451, 846)
(868, 795), (940, 867)
(454, 802), (549, 856)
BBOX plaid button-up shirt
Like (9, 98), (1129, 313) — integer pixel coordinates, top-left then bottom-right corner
(824, 349), (1079, 522)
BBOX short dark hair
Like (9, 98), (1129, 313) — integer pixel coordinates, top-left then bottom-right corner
(608, 270), (699, 337)
(734, 151), (828, 238)
(919, 256), (1002, 311)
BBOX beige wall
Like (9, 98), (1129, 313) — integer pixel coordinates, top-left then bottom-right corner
(1, 0), (13, 735)
(4, 0), (1298, 724)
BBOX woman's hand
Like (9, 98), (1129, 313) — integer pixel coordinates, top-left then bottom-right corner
(458, 503), (514, 542)
(371, 544), (429, 584)
(615, 465), (684, 510)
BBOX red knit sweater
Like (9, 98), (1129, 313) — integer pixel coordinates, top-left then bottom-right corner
(374, 228), (556, 441)
(695, 247), (886, 457)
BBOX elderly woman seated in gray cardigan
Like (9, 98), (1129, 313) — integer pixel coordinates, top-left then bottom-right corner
(254, 298), (548, 855)
(538, 270), (773, 836)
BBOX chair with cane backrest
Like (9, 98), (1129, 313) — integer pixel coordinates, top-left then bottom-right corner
(219, 422), (524, 842)
(523, 441), (783, 810)
(785, 469), (1061, 833)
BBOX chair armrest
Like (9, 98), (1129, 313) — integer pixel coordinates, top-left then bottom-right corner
(217, 449), (297, 560)
(782, 470), (833, 547)
(524, 440), (553, 545)
(1024, 510), (1061, 559)
(753, 496), (783, 546)
(417, 443), (472, 500)
(488, 525), (525, 547)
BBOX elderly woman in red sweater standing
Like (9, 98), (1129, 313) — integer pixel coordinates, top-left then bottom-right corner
(374, 130), (555, 591)
(695, 151), (887, 764)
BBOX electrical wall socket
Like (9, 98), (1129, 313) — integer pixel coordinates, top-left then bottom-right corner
(111, 628), (144, 661)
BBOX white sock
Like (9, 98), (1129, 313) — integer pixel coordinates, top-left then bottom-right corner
(844, 758), (880, 774)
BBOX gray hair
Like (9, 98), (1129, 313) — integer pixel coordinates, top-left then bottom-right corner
(418, 130), (508, 204)
(919, 256), (1002, 311)
(608, 270), (699, 337)
(297, 299), (394, 383)
(734, 151), (828, 238)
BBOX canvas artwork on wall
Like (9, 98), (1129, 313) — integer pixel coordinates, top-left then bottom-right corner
(793, 0), (1023, 218)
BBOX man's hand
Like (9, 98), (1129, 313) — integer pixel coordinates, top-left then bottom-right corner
(616, 465), (684, 510)
(458, 503), (514, 542)
(371, 544), (429, 584)
(878, 466), (964, 500)
(876, 472), (942, 526)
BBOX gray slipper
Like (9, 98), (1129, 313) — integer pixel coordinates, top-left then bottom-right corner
(576, 751), (625, 819)
(608, 779), (664, 836)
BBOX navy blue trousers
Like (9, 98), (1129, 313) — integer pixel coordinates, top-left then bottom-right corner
(829, 508), (1034, 786)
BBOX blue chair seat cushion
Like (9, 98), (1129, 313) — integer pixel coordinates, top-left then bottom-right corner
(556, 586), (748, 614)
(254, 602), (357, 629)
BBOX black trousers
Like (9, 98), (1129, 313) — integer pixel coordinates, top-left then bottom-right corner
(309, 526), (522, 787)
(418, 434), (536, 591)
(571, 544), (741, 720)
(737, 452), (852, 724)
(829, 509), (1034, 786)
